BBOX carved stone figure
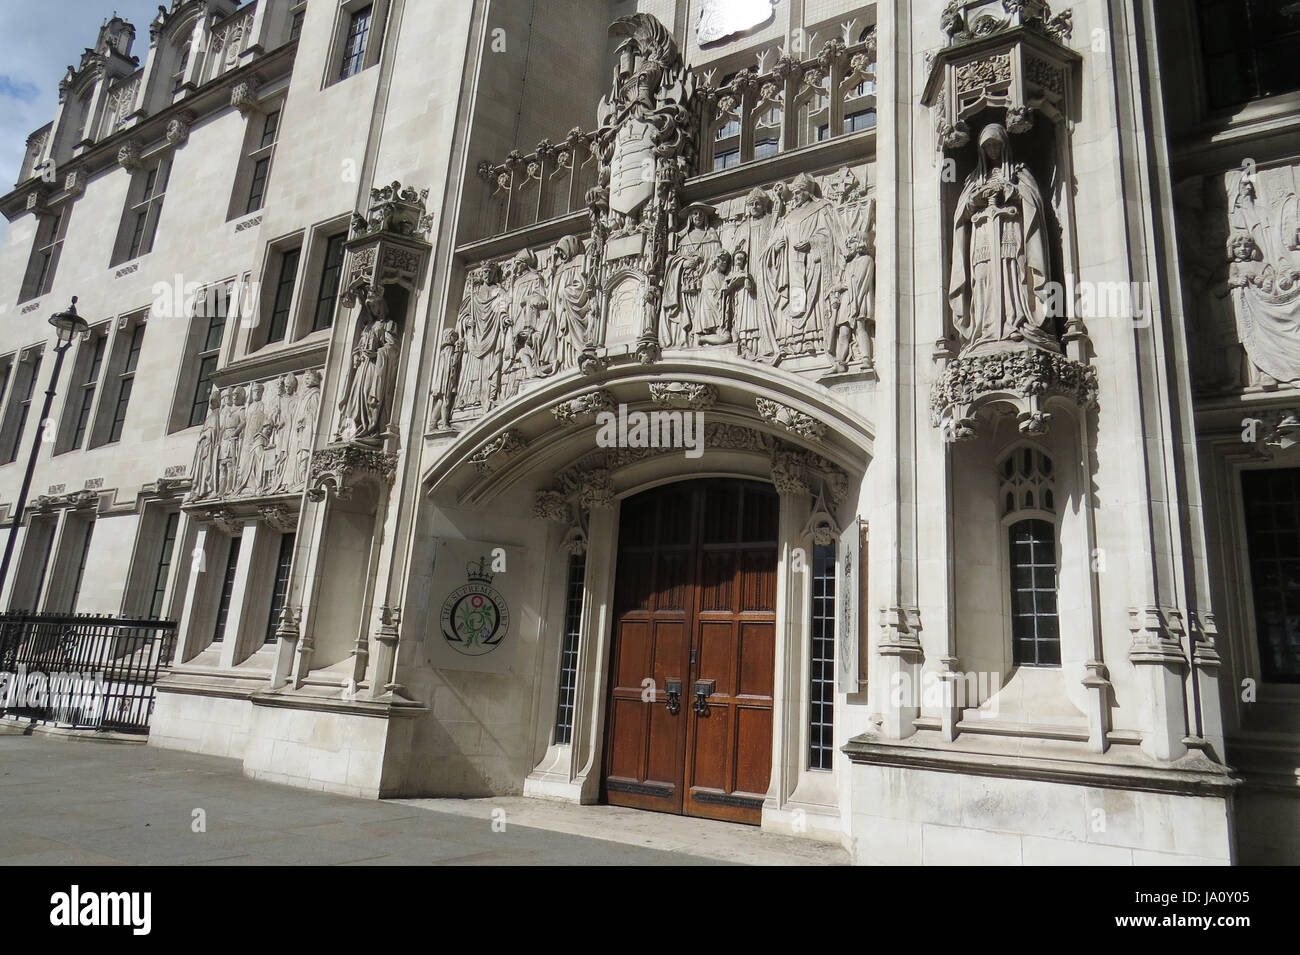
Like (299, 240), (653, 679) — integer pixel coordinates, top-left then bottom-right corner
(217, 387), (247, 497)
(948, 123), (1056, 355)
(189, 392), (221, 499)
(548, 235), (596, 370)
(238, 382), (270, 493)
(270, 374), (298, 490)
(761, 172), (844, 357)
(289, 370), (321, 487)
(831, 231), (876, 372)
(729, 247), (772, 359)
(695, 249), (735, 345)
(663, 203), (723, 347)
(336, 286), (400, 445)
(430, 329), (461, 431)
(456, 263), (507, 412)
(1222, 172), (1300, 385)
(503, 249), (552, 386)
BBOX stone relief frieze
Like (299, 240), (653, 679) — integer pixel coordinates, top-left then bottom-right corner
(1179, 164), (1300, 394)
(441, 162), (876, 428)
(185, 368), (323, 504)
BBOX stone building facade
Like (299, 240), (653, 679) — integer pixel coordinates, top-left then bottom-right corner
(0, 0), (1296, 864)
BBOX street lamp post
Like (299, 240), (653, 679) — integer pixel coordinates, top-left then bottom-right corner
(0, 298), (89, 604)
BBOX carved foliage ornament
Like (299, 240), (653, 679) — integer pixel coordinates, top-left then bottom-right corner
(307, 444), (398, 502)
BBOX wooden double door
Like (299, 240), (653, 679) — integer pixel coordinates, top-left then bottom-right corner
(602, 479), (778, 824)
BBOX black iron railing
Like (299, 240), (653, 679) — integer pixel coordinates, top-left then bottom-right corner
(0, 612), (177, 734)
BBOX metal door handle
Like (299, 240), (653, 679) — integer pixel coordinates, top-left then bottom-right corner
(664, 679), (682, 715)
(692, 679), (715, 715)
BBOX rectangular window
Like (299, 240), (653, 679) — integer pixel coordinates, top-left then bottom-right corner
(20, 207), (70, 303)
(244, 108), (281, 214)
(5, 353), (43, 464)
(843, 108), (877, 133)
(1009, 519), (1061, 667)
(212, 536), (242, 643)
(339, 5), (373, 79)
(266, 248), (301, 344)
(809, 543), (836, 771)
(68, 520), (95, 613)
(107, 323), (145, 443)
(0, 361), (12, 415)
(265, 532), (296, 644)
(290, 7), (306, 41)
(122, 159), (170, 262)
(553, 553), (586, 744)
(1198, 0), (1300, 110)
(149, 511), (180, 619)
(1242, 468), (1300, 682)
(188, 299), (228, 428)
(754, 137), (780, 160)
(311, 232), (348, 331)
(712, 147), (740, 171)
(71, 332), (107, 450)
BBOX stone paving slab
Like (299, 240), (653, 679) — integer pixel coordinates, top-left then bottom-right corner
(0, 736), (846, 865)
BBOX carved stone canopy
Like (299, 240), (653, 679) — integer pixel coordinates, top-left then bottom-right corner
(923, 1), (1079, 149)
(341, 181), (434, 304)
(307, 444), (398, 502)
(930, 344), (1097, 442)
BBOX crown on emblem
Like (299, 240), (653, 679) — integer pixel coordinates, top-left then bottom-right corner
(466, 556), (495, 585)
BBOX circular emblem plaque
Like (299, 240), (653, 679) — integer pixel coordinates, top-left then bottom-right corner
(440, 565), (510, 657)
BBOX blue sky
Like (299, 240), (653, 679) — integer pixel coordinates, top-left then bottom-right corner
(0, 2), (165, 239)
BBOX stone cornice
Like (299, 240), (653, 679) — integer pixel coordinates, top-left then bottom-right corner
(2, 40), (298, 222)
(842, 735), (1240, 797)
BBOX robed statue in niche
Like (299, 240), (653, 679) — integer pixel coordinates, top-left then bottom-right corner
(948, 123), (1058, 355)
(337, 285), (400, 445)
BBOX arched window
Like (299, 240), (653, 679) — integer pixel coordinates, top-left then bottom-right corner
(999, 447), (1060, 667)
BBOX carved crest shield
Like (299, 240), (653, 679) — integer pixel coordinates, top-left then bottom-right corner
(609, 118), (657, 217)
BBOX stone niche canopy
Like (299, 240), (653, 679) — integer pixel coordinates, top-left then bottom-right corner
(922, 0), (1080, 149)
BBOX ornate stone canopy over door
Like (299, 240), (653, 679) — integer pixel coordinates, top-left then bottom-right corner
(602, 479), (779, 824)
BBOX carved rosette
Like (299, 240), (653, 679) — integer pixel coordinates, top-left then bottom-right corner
(648, 382), (718, 410)
(469, 429), (526, 474)
(230, 78), (263, 115)
(532, 490), (572, 522)
(307, 445), (398, 502)
(117, 139), (143, 171)
(165, 111), (196, 147)
(931, 347), (1097, 442)
(551, 390), (616, 426)
(923, 0), (1078, 152)
(755, 397), (827, 441)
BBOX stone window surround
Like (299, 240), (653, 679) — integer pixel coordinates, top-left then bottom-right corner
(1217, 443), (1300, 705)
(178, 515), (300, 671)
(324, 0), (392, 89)
(167, 278), (242, 435)
(225, 90), (289, 222)
(523, 449), (852, 836)
(52, 321), (111, 456)
(237, 217), (352, 359)
(85, 311), (149, 451)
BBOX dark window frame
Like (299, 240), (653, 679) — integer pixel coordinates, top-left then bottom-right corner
(809, 543), (836, 771)
(1008, 518), (1061, 668)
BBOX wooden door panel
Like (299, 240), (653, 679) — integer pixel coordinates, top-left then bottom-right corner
(736, 621), (775, 699)
(733, 705), (774, 795)
(603, 479), (777, 825)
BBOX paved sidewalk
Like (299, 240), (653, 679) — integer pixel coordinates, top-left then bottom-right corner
(0, 734), (847, 865)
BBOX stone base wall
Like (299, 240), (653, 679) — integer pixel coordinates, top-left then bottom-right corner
(848, 762), (1234, 865)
